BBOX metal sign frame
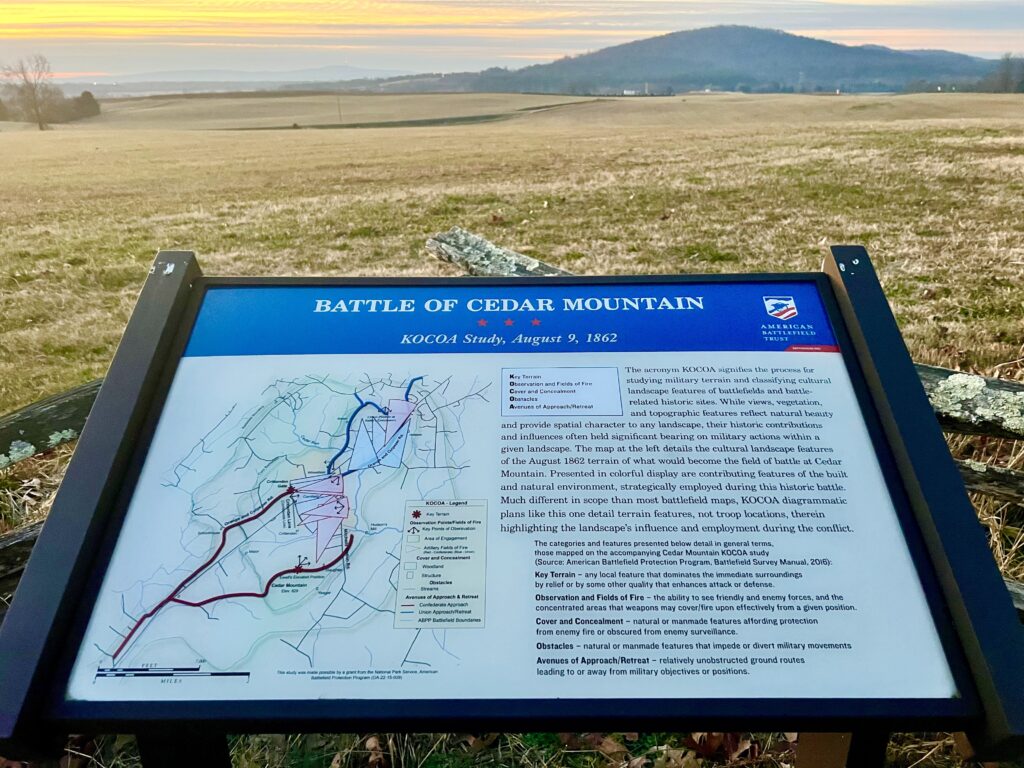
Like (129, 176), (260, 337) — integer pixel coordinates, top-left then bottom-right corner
(0, 248), (1021, 763)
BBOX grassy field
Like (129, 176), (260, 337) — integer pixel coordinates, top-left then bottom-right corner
(1, 91), (1023, 767)
(79, 92), (593, 130)
(2, 92), (1022, 415)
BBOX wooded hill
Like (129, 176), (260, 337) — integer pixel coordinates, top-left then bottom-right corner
(303, 26), (997, 95)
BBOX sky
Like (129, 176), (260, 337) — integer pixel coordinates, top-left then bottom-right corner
(2, 0), (1022, 78)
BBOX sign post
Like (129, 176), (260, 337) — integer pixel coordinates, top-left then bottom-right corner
(0, 249), (1021, 765)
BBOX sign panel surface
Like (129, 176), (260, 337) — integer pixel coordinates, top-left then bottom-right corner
(66, 281), (957, 702)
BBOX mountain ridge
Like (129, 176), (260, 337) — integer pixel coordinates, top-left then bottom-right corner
(320, 26), (996, 95)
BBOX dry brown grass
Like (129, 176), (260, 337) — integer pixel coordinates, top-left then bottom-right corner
(86, 92), (593, 131)
(0, 443), (73, 532)
(1, 91), (1023, 768)
(2, 93), (1022, 415)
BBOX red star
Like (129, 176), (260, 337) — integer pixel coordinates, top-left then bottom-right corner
(412, 510), (422, 519)
(504, 318), (515, 326)
(477, 318), (488, 327)
(531, 318), (542, 326)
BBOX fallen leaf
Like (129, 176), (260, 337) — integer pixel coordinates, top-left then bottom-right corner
(365, 735), (386, 768)
(558, 732), (583, 749)
(650, 746), (700, 768)
(571, 733), (631, 764)
(113, 734), (135, 751)
(685, 731), (725, 757)
(727, 736), (752, 760)
(466, 733), (499, 754)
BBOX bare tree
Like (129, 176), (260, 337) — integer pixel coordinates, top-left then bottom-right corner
(1, 54), (63, 130)
(994, 53), (1017, 93)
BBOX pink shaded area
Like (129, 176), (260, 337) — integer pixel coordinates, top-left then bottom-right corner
(293, 474), (345, 496)
(385, 399), (415, 443)
(298, 494), (351, 520)
(300, 495), (350, 562)
(292, 474), (351, 562)
(314, 516), (346, 561)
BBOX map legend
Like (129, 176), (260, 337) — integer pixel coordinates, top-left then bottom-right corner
(395, 500), (487, 629)
(501, 366), (623, 416)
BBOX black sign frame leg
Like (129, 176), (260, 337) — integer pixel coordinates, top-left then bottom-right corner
(826, 245), (1024, 758)
(136, 732), (231, 767)
(799, 731), (888, 766)
(0, 251), (204, 760)
(846, 731), (889, 766)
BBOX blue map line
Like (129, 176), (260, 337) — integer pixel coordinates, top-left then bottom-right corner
(404, 376), (424, 401)
(326, 377), (422, 474)
(326, 399), (387, 474)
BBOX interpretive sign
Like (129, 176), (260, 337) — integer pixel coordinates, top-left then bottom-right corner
(67, 280), (955, 702)
(2, 250), (1022, 765)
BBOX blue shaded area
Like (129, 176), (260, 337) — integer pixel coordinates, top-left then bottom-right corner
(184, 281), (837, 357)
(344, 415), (409, 474)
(326, 398), (387, 474)
(347, 421), (377, 472)
(375, 429), (408, 470)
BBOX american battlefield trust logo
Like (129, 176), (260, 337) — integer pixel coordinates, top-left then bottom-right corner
(762, 296), (798, 320)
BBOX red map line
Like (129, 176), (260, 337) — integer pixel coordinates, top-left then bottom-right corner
(112, 485), (297, 660)
(170, 533), (355, 608)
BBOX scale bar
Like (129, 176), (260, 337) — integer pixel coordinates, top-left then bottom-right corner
(98, 667), (201, 673)
(95, 667), (250, 679)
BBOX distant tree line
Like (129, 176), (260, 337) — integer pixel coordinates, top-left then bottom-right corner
(0, 89), (103, 125)
(905, 55), (1024, 94)
(0, 55), (101, 130)
(980, 54), (1024, 92)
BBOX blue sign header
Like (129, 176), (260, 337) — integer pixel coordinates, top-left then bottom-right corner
(183, 281), (838, 357)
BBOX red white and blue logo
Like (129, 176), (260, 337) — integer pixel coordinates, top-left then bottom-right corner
(763, 296), (798, 320)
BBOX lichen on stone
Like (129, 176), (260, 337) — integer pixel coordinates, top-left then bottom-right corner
(47, 428), (78, 447)
(975, 390), (1024, 437)
(0, 439), (37, 469)
(929, 373), (987, 418)
(962, 458), (989, 473)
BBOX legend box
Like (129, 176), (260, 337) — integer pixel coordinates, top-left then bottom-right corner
(501, 366), (623, 417)
(395, 500), (487, 629)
